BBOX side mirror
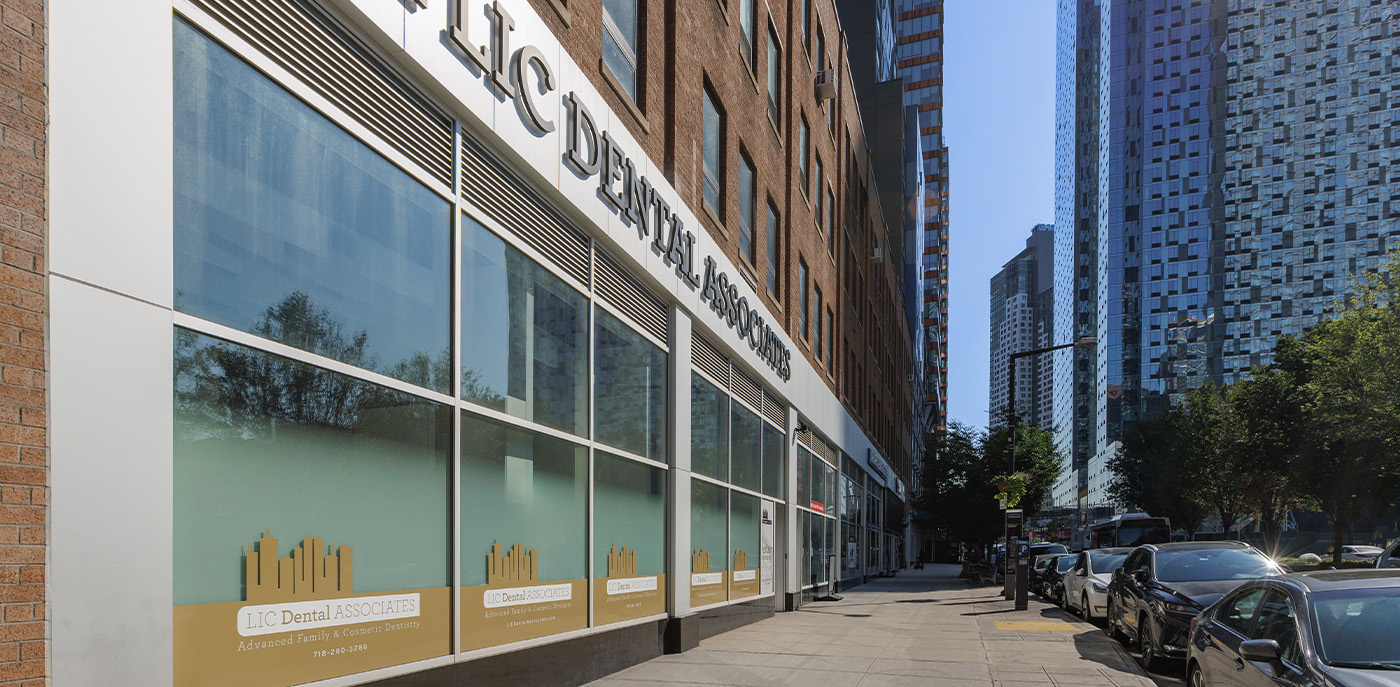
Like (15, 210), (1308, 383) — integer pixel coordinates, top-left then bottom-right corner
(1076, 569), (1088, 577)
(1132, 568), (1150, 585)
(1239, 639), (1285, 676)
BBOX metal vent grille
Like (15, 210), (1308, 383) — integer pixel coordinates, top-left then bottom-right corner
(762, 391), (786, 428)
(691, 335), (729, 387)
(595, 250), (667, 342)
(190, 0), (454, 186)
(460, 137), (590, 285)
(730, 370), (763, 412)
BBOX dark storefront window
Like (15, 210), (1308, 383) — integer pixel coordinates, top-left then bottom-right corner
(461, 216), (589, 437)
(175, 21), (452, 393)
(595, 309), (667, 460)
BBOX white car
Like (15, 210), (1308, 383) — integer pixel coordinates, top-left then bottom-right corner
(1321, 545), (1384, 562)
(1062, 547), (1132, 620)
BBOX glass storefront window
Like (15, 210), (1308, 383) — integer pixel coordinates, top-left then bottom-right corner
(817, 514), (828, 584)
(796, 446), (811, 507)
(729, 403), (761, 493)
(817, 464), (828, 517)
(595, 310), (667, 460)
(760, 423), (784, 500)
(459, 412), (587, 587)
(690, 480), (729, 572)
(691, 374), (729, 480)
(594, 452), (666, 577)
(173, 329), (452, 604)
(174, 21), (452, 393)
(691, 479), (729, 607)
(800, 510), (811, 587)
(730, 491), (761, 598)
(808, 453), (827, 513)
(461, 216), (588, 437)
(808, 514), (825, 586)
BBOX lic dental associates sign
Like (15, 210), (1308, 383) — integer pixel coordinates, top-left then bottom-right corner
(447, 0), (792, 381)
(239, 593), (420, 637)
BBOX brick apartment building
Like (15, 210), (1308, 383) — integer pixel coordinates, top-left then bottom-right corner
(7, 0), (920, 684)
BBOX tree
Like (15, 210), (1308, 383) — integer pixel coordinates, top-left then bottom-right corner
(1228, 366), (1308, 555)
(917, 422), (1002, 548)
(982, 415), (1064, 518)
(1108, 408), (1208, 537)
(1179, 384), (1250, 538)
(917, 417), (1065, 553)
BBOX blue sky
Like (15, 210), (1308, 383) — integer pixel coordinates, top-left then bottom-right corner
(942, 2), (1057, 429)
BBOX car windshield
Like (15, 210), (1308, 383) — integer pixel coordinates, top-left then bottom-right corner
(1310, 587), (1400, 666)
(1090, 553), (1127, 574)
(1154, 548), (1279, 582)
(1057, 556), (1076, 572)
(1032, 544), (1068, 555)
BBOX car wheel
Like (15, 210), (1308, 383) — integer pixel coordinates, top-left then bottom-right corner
(1138, 614), (1165, 673)
(1106, 598), (1129, 646)
(1082, 593), (1091, 620)
(1188, 662), (1207, 687)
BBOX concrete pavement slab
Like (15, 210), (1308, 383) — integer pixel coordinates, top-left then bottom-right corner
(583, 564), (1181, 687)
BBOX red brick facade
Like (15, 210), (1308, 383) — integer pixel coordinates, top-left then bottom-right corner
(532, 0), (916, 477)
(0, 0), (46, 684)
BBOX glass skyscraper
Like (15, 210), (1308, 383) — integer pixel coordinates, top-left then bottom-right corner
(1055, 0), (1400, 514)
(893, 0), (950, 435)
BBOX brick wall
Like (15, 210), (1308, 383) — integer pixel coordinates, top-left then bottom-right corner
(535, 0), (915, 471)
(0, 0), (46, 684)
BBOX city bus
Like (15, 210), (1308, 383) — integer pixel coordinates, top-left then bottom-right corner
(1088, 513), (1171, 549)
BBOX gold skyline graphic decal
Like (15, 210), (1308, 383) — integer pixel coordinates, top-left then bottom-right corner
(692, 549), (711, 573)
(607, 545), (637, 577)
(245, 530), (352, 603)
(487, 541), (538, 585)
(733, 550), (748, 570)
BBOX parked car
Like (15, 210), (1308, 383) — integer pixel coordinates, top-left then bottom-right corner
(1041, 554), (1077, 604)
(1319, 545), (1385, 563)
(1186, 569), (1400, 687)
(1063, 547), (1133, 620)
(1378, 541), (1400, 569)
(1105, 541), (1283, 672)
(1031, 553), (1068, 598)
(996, 541), (1068, 585)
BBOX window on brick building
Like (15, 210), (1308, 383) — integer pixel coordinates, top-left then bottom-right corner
(766, 25), (781, 126)
(801, 0), (810, 51)
(814, 286), (824, 363)
(702, 85), (724, 219)
(814, 156), (823, 221)
(824, 308), (833, 370)
(765, 201), (780, 296)
(798, 116), (810, 195)
(798, 259), (810, 340)
(825, 185), (836, 255)
(601, 0), (639, 102)
(738, 149), (756, 265)
(739, 0), (756, 71)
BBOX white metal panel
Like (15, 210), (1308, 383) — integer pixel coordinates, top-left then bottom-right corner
(50, 278), (174, 686)
(50, 0), (173, 307)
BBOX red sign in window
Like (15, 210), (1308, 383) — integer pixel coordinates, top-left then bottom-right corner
(810, 500), (826, 514)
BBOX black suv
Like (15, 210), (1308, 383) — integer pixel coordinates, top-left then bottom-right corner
(1105, 541), (1283, 671)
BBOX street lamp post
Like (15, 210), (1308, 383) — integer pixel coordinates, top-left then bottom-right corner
(1002, 336), (1097, 609)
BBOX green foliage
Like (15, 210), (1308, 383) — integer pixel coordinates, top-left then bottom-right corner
(1105, 252), (1400, 563)
(917, 418), (1065, 547)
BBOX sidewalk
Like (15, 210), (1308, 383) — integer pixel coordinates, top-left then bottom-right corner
(584, 564), (1167, 687)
